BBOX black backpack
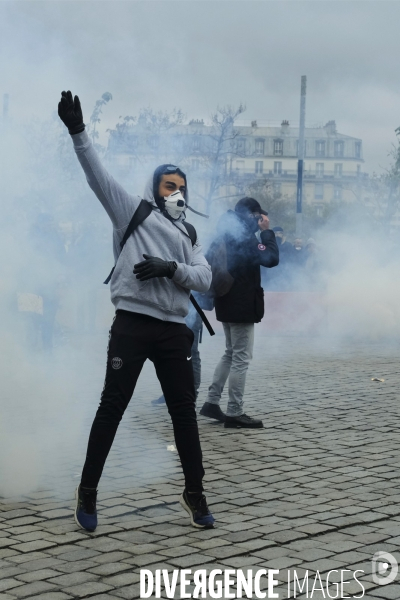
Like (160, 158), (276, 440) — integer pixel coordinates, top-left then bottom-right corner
(194, 236), (235, 311)
(104, 200), (214, 336)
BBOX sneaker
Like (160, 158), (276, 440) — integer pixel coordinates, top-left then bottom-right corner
(199, 402), (226, 422)
(179, 490), (215, 529)
(224, 414), (264, 429)
(74, 485), (98, 532)
(151, 395), (166, 406)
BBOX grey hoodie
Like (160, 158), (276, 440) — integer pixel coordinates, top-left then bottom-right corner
(71, 130), (211, 323)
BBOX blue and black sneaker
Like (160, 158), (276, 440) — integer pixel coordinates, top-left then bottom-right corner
(74, 485), (98, 532)
(179, 490), (215, 529)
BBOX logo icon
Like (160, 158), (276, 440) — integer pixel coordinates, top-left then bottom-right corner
(258, 244), (266, 251)
(187, 356), (192, 361)
(111, 357), (123, 370)
(372, 551), (398, 585)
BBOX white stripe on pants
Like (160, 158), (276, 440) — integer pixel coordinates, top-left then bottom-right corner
(207, 322), (254, 417)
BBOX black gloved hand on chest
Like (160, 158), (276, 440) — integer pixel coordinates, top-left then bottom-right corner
(58, 90), (85, 135)
(133, 254), (178, 281)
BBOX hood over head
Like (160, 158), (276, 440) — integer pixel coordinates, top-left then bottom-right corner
(143, 164), (189, 222)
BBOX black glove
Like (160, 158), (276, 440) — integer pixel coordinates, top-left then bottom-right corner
(58, 90), (85, 135)
(133, 254), (178, 281)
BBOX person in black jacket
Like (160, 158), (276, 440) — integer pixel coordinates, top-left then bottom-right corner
(200, 197), (279, 428)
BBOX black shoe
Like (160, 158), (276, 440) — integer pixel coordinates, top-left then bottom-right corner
(74, 485), (98, 532)
(199, 402), (226, 422)
(179, 490), (215, 529)
(151, 395), (166, 406)
(224, 414), (264, 429)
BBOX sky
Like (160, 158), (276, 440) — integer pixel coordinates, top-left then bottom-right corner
(1, 0), (400, 173)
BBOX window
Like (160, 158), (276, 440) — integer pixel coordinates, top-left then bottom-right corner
(315, 204), (324, 217)
(316, 163), (324, 176)
(355, 141), (361, 159)
(274, 161), (282, 175)
(314, 183), (324, 199)
(191, 159), (200, 171)
(255, 161), (263, 174)
(273, 140), (283, 156)
(255, 139), (265, 155)
(333, 186), (342, 200)
(315, 141), (326, 157)
(296, 140), (307, 157)
(334, 141), (344, 158)
(334, 163), (343, 177)
(273, 182), (281, 195)
(192, 137), (200, 151)
(235, 160), (245, 174)
(357, 165), (361, 176)
(236, 138), (246, 154)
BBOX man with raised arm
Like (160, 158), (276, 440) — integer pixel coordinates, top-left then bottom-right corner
(58, 91), (214, 532)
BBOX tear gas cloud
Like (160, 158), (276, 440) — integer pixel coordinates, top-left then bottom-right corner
(1, 1), (400, 497)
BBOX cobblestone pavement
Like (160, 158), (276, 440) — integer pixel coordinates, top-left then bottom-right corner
(1, 331), (400, 599)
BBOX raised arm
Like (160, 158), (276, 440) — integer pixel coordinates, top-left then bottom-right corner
(58, 91), (139, 229)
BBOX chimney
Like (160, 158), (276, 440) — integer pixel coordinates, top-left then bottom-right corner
(324, 120), (337, 134)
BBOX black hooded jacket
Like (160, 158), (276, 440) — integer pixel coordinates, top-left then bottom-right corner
(214, 210), (279, 323)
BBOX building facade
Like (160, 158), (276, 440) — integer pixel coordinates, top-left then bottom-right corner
(107, 118), (367, 214)
(228, 120), (366, 213)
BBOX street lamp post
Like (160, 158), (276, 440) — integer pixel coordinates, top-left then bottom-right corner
(296, 76), (307, 237)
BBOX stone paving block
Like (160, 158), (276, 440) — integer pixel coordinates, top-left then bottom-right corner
(62, 582), (114, 597)
(11, 540), (57, 553)
(16, 568), (63, 583)
(83, 596), (122, 600)
(369, 585), (400, 599)
(89, 562), (134, 577)
(0, 578), (24, 593)
(47, 560), (98, 574)
(55, 548), (100, 562)
(113, 584), (140, 599)
(48, 571), (99, 587)
(24, 594), (72, 600)
(101, 572), (139, 587)
(8, 580), (57, 598)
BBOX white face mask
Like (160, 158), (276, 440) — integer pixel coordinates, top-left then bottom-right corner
(163, 191), (186, 220)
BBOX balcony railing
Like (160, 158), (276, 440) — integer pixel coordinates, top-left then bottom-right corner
(231, 167), (367, 180)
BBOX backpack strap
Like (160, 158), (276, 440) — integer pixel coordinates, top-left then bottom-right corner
(103, 206), (215, 336)
(189, 293), (215, 336)
(182, 221), (197, 247)
(104, 199), (153, 284)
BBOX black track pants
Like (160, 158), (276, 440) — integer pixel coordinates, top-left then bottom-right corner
(80, 310), (205, 493)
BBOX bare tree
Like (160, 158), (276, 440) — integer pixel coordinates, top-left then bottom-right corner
(193, 104), (246, 214)
(86, 92), (113, 153)
(106, 107), (186, 168)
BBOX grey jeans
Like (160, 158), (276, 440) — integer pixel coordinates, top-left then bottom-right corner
(207, 322), (255, 417)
